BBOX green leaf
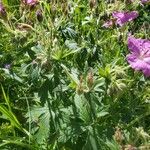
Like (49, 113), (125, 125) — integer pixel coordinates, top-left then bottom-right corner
(1, 85), (11, 111)
(74, 94), (90, 124)
(83, 132), (98, 150)
(26, 105), (50, 144)
(61, 64), (79, 88)
(97, 111), (109, 118)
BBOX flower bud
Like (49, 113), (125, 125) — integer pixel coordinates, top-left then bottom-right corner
(89, 0), (97, 10)
(0, 2), (7, 20)
(124, 145), (137, 150)
(87, 71), (94, 89)
(76, 76), (84, 95)
(76, 84), (84, 95)
(61, 3), (68, 16)
(36, 9), (43, 22)
(113, 127), (123, 144)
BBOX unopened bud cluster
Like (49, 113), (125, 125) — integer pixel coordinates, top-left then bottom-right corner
(76, 71), (94, 95)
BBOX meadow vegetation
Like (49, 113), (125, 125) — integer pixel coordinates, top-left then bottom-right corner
(0, 0), (150, 149)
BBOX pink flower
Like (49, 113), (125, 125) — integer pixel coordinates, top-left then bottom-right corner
(127, 36), (150, 77)
(103, 11), (138, 28)
(112, 11), (138, 26)
(141, 0), (150, 3)
(23, 0), (38, 6)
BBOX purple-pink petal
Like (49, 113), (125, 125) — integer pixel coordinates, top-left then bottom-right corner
(112, 11), (138, 26)
(127, 37), (150, 77)
(102, 20), (113, 28)
(128, 36), (142, 54)
(141, 0), (150, 3)
(23, 0), (38, 6)
(130, 0), (150, 4)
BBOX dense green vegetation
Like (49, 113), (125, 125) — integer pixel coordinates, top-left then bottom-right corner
(0, 0), (150, 149)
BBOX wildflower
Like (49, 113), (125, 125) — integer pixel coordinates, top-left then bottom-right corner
(129, 0), (150, 4)
(112, 11), (138, 26)
(127, 36), (150, 77)
(23, 0), (38, 6)
(141, 0), (150, 3)
(0, 2), (7, 19)
(103, 11), (138, 28)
